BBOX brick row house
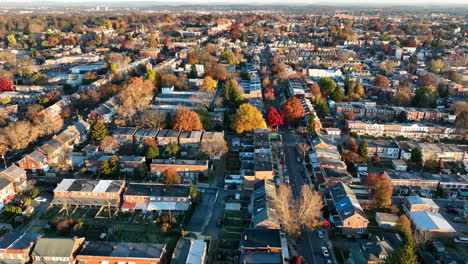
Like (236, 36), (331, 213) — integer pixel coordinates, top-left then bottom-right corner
(251, 180), (280, 229)
(51, 179), (125, 208)
(84, 154), (146, 173)
(0, 232), (42, 263)
(149, 159), (208, 183)
(121, 183), (191, 212)
(327, 182), (369, 238)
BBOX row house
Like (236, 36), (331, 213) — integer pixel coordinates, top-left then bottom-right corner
(0, 165), (27, 192)
(328, 182), (369, 238)
(0, 176), (15, 204)
(31, 237), (85, 264)
(76, 241), (166, 264)
(172, 238), (207, 264)
(178, 131), (203, 148)
(156, 129), (180, 146)
(18, 150), (48, 172)
(150, 159), (208, 183)
(251, 180), (280, 229)
(240, 229), (289, 264)
(87, 96), (119, 123)
(0, 232), (42, 263)
(85, 155), (145, 173)
(347, 121), (458, 139)
(361, 140), (400, 159)
(121, 183), (191, 212)
(51, 179), (125, 208)
(111, 127), (139, 144)
(134, 128), (159, 145)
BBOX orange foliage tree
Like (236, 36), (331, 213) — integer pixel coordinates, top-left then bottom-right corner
(173, 107), (203, 131)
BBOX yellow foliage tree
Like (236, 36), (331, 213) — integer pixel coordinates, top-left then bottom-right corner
(230, 103), (266, 134)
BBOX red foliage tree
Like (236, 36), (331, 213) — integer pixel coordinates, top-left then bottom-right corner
(290, 256), (308, 264)
(0, 78), (14, 91)
(418, 74), (437, 88)
(266, 107), (284, 128)
(283, 97), (305, 125)
(48, 36), (60, 47)
(366, 172), (393, 208)
(263, 87), (276, 101)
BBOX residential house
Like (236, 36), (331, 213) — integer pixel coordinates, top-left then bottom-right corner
(251, 180), (280, 229)
(87, 96), (119, 123)
(156, 129), (180, 146)
(361, 140), (400, 159)
(171, 238), (207, 264)
(328, 182), (369, 237)
(361, 233), (403, 264)
(31, 237), (85, 264)
(51, 179), (125, 208)
(18, 150), (48, 172)
(0, 232), (42, 264)
(403, 196), (439, 213)
(111, 127), (139, 144)
(37, 138), (66, 164)
(122, 183), (191, 212)
(134, 128), (159, 145)
(0, 176), (15, 204)
(178, 131), (203, 148)
(85, 155), (145, 173)
(0, 165), (27, 192)
(149, 159), (208, 183)
(375, 213), (399, 229)
(76, 241), (167, 264)
(243, 130), (274, 190)
(240, 229), (289, 264)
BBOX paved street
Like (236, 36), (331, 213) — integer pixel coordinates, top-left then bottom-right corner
(281, 128), (330, 264)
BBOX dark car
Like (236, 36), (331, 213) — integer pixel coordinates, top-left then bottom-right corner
(447, 208), (459, 214)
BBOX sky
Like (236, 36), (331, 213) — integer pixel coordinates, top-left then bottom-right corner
(3, 0), (468, 4)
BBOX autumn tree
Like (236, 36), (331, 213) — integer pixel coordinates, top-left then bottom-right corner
(296, 185), (323, 231)
(374, 74), (390, 87)
(117, 77), (156, 124)
(201, 76), (217, 94)
(230, 103), (266, 134)
(3, 121), (39, 150)
(283, 97), (305, 125)
(100, 136), (119, 152)
(428, 59), (445, 74)
(173, 107), (202, 131)
(393, 91), (412, 106)
(266, 107), (284, 128)
(367, 173), (393, 208)
(90, 120), (108, 142)
(0, 78), (14, 91)
(418, 74), (437, 89)
(449, 71), (462, 84)
(396, 214), (412, 235)
(164, 142), (179, 156)
(314, 96), (330, 117)
(346, 111), (355, 120)
(200, 139), (228, 159)
(224, 79), (243, 108)
(145, 145), (159, 160)
(162, 168), (181, 185)
(209, 64), (228, 81)
(31, 74), (48, 85)
(0, 134), (11, 167)
(358, 139), (369, 162)
(137, 110), (166, 129)
(263, 87), (276, 101)
(452, 101), (468, 138)
(306, 112), (318, 133)
(379, 60), (398, 76)
(346, 138), (358, 153)
(310, 82), (321, 96)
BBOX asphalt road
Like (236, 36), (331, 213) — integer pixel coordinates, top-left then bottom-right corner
(281, 128), (329, 264)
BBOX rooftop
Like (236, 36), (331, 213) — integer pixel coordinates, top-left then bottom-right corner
(124, 183), (190, 198)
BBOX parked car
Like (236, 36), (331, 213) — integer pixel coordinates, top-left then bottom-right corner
(321, 247), (330, 257)
(327, 260), (332, 264)
(454, 237), (468, 243)
(452, 217), (465, 223)
(447, 208), (459, 214)
(317, 230), (324, 239)
(34, 196), (47, 202)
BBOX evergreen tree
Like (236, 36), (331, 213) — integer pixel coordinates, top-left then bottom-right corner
(189, 64), (198, 78)
(358, 139), (369, 162)
(90, 120), (108, 142)
(386, 232), (418, 264)
(410, 148), (423, 163)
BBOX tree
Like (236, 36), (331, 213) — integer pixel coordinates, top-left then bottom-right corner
(263, 87), (276, 101)
(314, 96), (330, 117)
(396, 214), (412, 235)
(396, 111), (408, 122)
(428, 59), (444, 74)
(418, 74), (437, 89)
(148, 34), (159, 48)
(90, 120), (108, 142)
(200, 139), (228, 159)
(189, 184), (200, 201)
(266, 107), (284, 128)
(162, 168), (181, 185)
(172, 107), (203, 131)
(15, 56), (34, 77)
(290, 256), (308, 264)
(453, 102), (468, 137)
(358, 139), (369, 162)
(346, 111), (355, 121)
(330, 87), (344, 102)
(201, 76), (217, 94)
(210, 64), (228, 81)
(137, 110), (166, 129)
(410, 148), (423, 163)
(310, 82), (321, 96)
(194, 109), (214, 131)
(412, 87), (438, 108)
(188, 64), (198, 78)
(31, 74), (48, 85)
(273, 184), (323, 238)
(101, 156), (120, 177)
(220, 50), (238, 64)
(3, 121), (39, 150)
(165, 142), (179, 156)
(283, 97), (305, 125)
(379, 60), (397, 76)
(230, 103), (266, 134)
(224, 79), (243, 108)
(367, 173), (393, 208)
(99, 136), (119, 152)
(297, 143), (310, 159)
(374, 74), (390, 87)
(449, 71), (462, 84)
(0, 134), (11, 168)
(386, 232), (418, 264)
(317, 77), (338, 95)
(0, 78), (14, 91)
(346, 138), (358, 153)
(307, 113), (318, 133)
(6, 34), (17, 47)
(393, 91), (412, 106)
(145, 145), (159, 160)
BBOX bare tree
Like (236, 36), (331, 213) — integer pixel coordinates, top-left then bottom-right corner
(297, 143), (311, 159)
(296, 185), (323, 230)
(273, 184), (299, 237)
(137, 110), (167, 129)
(200, 139), (228, 159)
(100, 136), (120, 153)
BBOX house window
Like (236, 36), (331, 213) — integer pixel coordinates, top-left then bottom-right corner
(101, 262), (109, 264)
(358, 228), (363, 233)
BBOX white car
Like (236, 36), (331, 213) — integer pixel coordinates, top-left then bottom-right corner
(34, 196), (47, 202)
(317, 230), (324, 239)
(327, 260), (332, 264)
(454, 237), (468, 243)
(321, 246), (330, 257)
